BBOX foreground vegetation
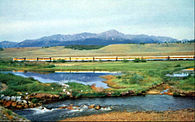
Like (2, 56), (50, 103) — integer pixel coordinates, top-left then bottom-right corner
(0, 73), (63, 96)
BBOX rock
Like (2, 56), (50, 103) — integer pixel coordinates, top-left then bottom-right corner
(0, 94), (4, 99)
(107, 92), (112, 96)
(80, 105), (88, 110)
(4, 101), (12, 107)
(67, 106), (73, 110)
(128, 90), (135, 95)
(11, 96), (16, 101)
(11, 102), (17, 107)
(16, 96), (21, 101)
(16, 105), (23, 109)
(88, 104), (95, 109)
(22, 100), (27, 104)
(95, 105), (101, 110)
(29, 104), (34, 108)
(5, 96), (11, 101)
(24, 103), (28, 109)
(58, 106), (67, 109)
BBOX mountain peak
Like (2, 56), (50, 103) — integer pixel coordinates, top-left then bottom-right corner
(103, 29), (121, 34)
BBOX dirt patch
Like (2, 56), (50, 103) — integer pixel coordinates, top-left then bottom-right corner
(61, 109), (195, 121)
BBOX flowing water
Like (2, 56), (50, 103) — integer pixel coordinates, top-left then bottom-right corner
(13, 95), (195, 121)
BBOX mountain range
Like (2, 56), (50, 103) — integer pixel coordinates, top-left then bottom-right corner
(0, 30), (180, 48)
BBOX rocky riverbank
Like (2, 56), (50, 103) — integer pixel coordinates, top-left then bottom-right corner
(61, 109), (195, 121)
(0, 105), (29, 121)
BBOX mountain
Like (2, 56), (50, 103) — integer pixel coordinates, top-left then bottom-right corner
(1, 30), (180, 48)
(0, 41), (18, 48)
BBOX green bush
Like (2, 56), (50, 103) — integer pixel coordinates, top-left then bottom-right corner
(44, 65), (55, 68)
(6, 110), (12, 115)
(133, 58), (140, 63)
(0, 48), (4, 51)
(31, 98), (40, 103)
(122, 59), (129, 63)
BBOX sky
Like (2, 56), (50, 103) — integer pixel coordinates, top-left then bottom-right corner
(0, 0), (194, 42)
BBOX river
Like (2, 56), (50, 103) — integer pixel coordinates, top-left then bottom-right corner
(1, 70), (120, 88)
(13, 95), (195, 121)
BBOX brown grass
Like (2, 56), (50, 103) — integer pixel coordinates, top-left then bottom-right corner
(0, 43), (194, 59)
(61, 109), (195, 121)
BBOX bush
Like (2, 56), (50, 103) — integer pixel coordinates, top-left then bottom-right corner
(44, 65), (55, 68)
(0, 48), (4, 51)
(133, 58), (140, 63)
(31, 98), (40, 103)
(2, 89), (18, 96)
(56, 59), (66, 63)
(133, 58), (146, 63)
(6, 110), (12, 115)
(175, 64), (181, 67)
(122, 59), (129, 63)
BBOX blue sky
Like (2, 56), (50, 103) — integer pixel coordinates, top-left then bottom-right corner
(0, 0), (194, 42)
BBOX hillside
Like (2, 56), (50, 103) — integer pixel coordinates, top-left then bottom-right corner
(0, 43), (194, 59)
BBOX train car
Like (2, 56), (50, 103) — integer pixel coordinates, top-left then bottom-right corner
(13, 58), (25, 62)
(25, 58), (37, 61)
(70, 57), (94, 61)
(37, 57), (51, 61)
(52, 57), (71, 61)
(169, 56), (194, 60)
(94, 56), (117, 61)
(143, 56), (169, 61)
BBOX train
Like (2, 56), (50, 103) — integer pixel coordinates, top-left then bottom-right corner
(13, 55), (195, 62)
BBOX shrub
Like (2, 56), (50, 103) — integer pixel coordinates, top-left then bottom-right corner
(2, 89), (18, 96)
(0, 48), (4, 51)
(56, 59), (66, 63)
(133, 58), (146, 63)
(175, 64), (181, 67)
(31, 98), (40, 103)
(44, 65), (55, 68)
(122, 59), (129, 63)
(6, 110), (12, 115)
(133, 58), (140, 63)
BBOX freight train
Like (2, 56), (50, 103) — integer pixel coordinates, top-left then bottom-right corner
(13, 55), (195, 62)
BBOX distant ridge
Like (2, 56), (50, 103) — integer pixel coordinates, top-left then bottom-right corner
(0, 30), (185, 48)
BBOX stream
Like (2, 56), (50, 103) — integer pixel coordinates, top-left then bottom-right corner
(13, 95), (195, 121)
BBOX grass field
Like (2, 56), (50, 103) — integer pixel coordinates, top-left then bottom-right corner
(0, 43), (194, 59)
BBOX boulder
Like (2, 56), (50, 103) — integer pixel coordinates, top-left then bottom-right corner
(22, 100), (27, 104)
(4, 101), (12, 107)
(95, 105), (101, 110)
(16, 105), (23, 109)
(5, 96), (11, 101)
(11, 96), (16, 101)
(67, 106), (73, 110)
(16, 96), (22, 100)
(11, 102), (17, 107)
(128, 90), (135, 95)
(88, 104), (95, 109)
(24, 103), (29, 109)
